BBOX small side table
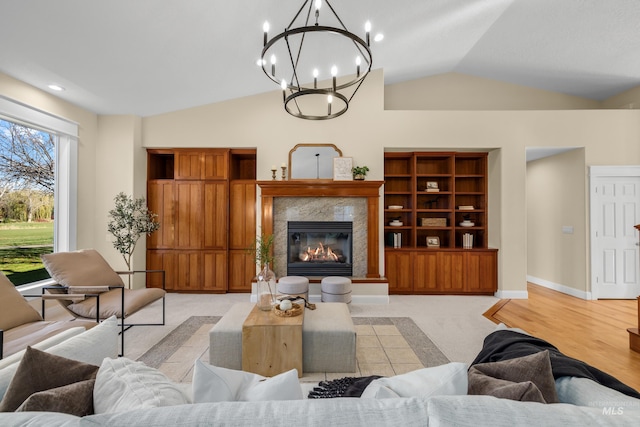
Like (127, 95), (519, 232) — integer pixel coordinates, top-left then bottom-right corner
(242, 305), (303, 377)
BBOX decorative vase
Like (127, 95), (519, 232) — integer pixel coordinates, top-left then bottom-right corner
(354, 174), (365, 180)
(256, 263), (276, 311)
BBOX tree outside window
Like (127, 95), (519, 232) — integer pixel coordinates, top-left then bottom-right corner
(0, 119), (56, 285)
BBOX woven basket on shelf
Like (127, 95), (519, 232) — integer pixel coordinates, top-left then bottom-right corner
(421, 217), (447, 227)
(274, 302), (303, 317)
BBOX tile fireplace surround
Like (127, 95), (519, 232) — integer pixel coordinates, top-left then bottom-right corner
(274, 198), (365, 278)
(257, 181), (384, 279)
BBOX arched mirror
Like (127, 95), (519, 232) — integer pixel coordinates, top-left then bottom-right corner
(288, 144), (343, 180)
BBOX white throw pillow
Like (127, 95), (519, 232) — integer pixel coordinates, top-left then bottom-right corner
(192, 360), (303, 403)
(361, 362), (468, 399)
(94, 357), (190, 414)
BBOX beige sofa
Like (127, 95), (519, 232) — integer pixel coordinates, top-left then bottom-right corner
(0, 272), (95, 360)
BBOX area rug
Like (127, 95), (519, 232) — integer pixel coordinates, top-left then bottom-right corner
(137, 316), (221, 369)
(353, 317), (449, 367)
(137, 315), (449, 370)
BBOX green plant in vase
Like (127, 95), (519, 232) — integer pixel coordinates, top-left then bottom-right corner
(352, 165), (369, 180)
(248, 234), (276, 311)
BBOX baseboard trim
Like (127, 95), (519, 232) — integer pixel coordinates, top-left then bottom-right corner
(494, 290), (528, 299)
(527, 275), (591, 300)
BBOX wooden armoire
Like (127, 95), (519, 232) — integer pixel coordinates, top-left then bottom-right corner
(145, 148), (256, 292)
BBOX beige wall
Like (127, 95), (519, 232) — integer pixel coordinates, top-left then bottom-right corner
(3, 69), (640, 296)
(602, 85), (640, 109)
(527, 149), (587, 295)
(384, 73), (602, 111)
(140, 70), (640, 296)
(95, 115), (146, 275)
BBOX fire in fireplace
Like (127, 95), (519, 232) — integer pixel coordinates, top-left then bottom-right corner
(287, 221), (353, 276)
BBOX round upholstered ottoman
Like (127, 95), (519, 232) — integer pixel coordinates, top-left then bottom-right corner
(277, 276), (309, 300)
(321, 276), (352, 303)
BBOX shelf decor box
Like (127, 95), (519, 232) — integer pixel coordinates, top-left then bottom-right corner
(421, 218), (447, 227)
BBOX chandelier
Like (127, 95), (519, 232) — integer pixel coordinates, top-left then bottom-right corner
(259, 0), (375, 120)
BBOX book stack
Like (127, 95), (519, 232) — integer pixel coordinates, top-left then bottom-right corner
(458, 205), (474, 210)
(463, 233), (474, 249)
(387, 232), (403, 248)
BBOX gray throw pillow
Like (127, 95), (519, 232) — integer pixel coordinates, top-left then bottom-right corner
(16, 379), (95, 416)
(0, 346), (98, 412)
(468, 350), (559, 403)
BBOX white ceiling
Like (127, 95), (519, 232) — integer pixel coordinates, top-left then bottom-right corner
(1, 0), (639, 117)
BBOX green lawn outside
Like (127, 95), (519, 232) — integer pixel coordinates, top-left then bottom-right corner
(0, 222), (53, 285)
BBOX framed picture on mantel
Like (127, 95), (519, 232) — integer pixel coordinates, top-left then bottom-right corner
(333, 157), (353, 181)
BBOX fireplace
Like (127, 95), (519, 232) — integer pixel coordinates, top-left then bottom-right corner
(287, 221), (353, 276)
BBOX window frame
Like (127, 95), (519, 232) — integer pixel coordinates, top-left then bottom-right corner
(0, 95), (78, 288)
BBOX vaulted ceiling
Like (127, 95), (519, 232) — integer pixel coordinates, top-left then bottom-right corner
(1, 0), (638, 116)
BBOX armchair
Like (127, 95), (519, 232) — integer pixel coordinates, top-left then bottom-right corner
(40, 249), (166, 356)
(0, 271), (96, 360)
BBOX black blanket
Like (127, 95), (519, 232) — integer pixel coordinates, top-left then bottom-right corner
(472, 330), (640, 399)
(308, 376), (382, 398)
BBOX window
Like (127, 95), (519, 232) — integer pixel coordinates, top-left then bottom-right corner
(0, 96), (78, 287)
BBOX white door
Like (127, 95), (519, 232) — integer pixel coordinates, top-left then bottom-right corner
(590, 167), (640, 299)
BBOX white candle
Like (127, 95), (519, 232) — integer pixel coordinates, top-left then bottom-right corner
(280, 300), (293, 310)
(271, 165), (277, 171)
(281, 163), (287, 168)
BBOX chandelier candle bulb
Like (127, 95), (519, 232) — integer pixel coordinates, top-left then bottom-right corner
(270, 55), (276, 76)
(313, 69), (318, 88)
(365, 21), (371, 45)
(263, 21), (269, 46)
(328, 95), (333, 115)
(356, 56), (361, 77)
(331, 65), (337, 91)
(281, 79), (287, 101)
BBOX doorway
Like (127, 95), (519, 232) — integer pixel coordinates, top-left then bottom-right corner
(590, 166), (640, 299)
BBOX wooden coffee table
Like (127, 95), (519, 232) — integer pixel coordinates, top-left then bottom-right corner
(242, 305), (304, 377)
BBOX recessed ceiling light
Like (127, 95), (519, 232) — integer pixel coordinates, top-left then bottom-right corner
(48, 84), (65, 91)
(374, 33), (384, 42)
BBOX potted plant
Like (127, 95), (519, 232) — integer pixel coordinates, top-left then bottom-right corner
(352, 165), (369, 180)
(107, 192), (160, 272)
(248, 234), (276, 310)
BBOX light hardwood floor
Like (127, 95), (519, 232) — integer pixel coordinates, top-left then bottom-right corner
(484, 283), (640, 392)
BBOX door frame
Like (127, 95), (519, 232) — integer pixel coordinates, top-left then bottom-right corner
(589, 165), (640, 299)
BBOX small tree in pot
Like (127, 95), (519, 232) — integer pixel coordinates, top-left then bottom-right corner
(107, 192), (160, 271)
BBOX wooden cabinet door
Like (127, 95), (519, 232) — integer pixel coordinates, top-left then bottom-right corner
(229, 182), (256, 250)
(203, 150), (229, 180)
(175, 181), (203, 249)
(228, 250), (255, 292)
(203, 181), (228, 249)
(175, 151), (202, 180)
(146, 250), (176, 291)
(202, 250), (227, 292)
(464, 251), (497, 293)
(176, 251), (202, 291)
(413, 251), (438, 291)
(385, 251), (413, 292)
(437, 251), (464, 292)
(147, 181), (175, 249)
